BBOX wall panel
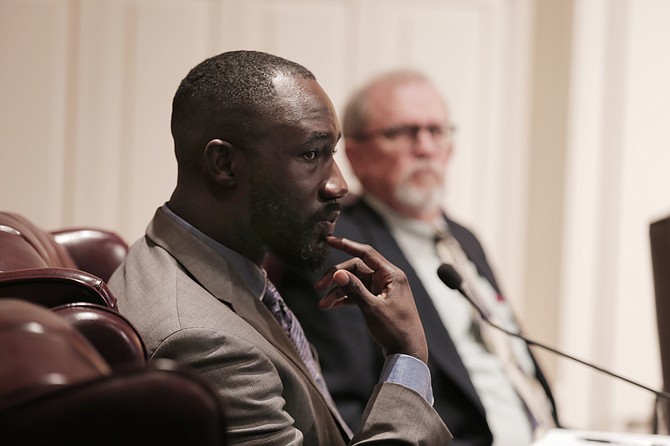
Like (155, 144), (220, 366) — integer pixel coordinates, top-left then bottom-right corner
(0, 0), (71, 227)
(557, 0), (668, 430)
(611, 0), (670, 429)
(67, 1), (128, 229)
(119, 0), (215, 241)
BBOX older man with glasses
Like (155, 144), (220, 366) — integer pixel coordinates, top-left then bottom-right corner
(273, 70), (560, 446)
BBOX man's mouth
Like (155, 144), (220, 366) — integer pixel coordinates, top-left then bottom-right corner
(316, 208), (340, 236)
(324, 210), (340, 223)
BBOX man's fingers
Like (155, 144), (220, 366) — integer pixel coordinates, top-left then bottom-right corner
(326, 236), (387, 271)
(315, 266), (338, 290)
(315, 257), (374, 291)
(317, 237), (429, 362)
(319, 269), (375, 310)
(330, 269), (378, 308)
(318, 277), (350, 309)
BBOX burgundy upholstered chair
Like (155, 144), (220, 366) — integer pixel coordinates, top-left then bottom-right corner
(0, 211), (122, 309)
(0, 211), (144, 367)
(50, 227), (128, 283)
(0, 299), (227, 446)
(52, 301), (147, 370)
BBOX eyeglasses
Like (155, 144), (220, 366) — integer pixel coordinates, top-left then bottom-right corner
(353, 124), (456, 146)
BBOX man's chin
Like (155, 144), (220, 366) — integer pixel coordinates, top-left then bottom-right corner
(394, 184), (443, 214)
(301, 242), (330, 272)
(273, 241), (329, 272)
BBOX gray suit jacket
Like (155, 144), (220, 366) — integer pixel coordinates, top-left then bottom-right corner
(108, 207), (451, 445)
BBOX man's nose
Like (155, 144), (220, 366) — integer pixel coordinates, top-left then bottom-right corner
(412, 128), (441, 157)
(321, 160), (349, 200)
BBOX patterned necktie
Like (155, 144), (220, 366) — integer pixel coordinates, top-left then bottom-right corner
(262, 281), (337, 405)
(434, 227), (556, 437)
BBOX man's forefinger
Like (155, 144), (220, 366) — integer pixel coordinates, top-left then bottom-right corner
(325, 236), (388, 270)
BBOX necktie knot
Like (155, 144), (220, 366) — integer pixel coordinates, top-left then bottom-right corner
(263, 281), (293, 334)
(433, 228), (449, 243)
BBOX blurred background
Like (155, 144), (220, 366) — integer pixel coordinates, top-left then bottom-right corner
(2, 0), (669, 433)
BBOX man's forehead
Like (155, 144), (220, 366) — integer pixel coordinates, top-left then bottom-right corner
(366, 80), (448, 121)
(273, 75), (337, 115)
(262, 74), (340, 141)
(272, 72), (300, 90)
(274, 73), (330, 98)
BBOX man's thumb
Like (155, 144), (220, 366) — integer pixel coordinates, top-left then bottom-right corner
(332, 269), (351, 286)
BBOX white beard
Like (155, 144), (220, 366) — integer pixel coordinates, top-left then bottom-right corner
(392, 162), (445, 215)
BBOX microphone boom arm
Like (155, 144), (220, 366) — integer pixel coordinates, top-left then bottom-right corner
(436, 263), (670, 401)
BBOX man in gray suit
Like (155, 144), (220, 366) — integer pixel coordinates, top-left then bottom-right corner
(109, 51), (450, 445)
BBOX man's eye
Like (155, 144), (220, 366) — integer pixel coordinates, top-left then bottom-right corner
(303, 150), (318, 161)
(383, 126), (413, 139)
(428, 125), (444, 136)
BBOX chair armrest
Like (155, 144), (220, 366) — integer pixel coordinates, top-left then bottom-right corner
(0, 268), (117, 310)
(52, 302), (147, 369)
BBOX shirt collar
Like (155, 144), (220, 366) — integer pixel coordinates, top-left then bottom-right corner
(161, 203), (267, 299)
(362, 193), (447, 238)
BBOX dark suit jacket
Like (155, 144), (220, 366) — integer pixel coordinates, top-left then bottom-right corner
(273, 198), (558, 446)
(109, 207), (451, 445)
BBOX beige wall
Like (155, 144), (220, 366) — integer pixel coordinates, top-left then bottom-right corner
(2, 0), (669, 433)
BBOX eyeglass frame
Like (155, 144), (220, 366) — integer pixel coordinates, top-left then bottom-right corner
(351, 123), (457, 146)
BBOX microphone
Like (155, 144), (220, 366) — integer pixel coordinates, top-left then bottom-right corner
(436, 263), (670, 402)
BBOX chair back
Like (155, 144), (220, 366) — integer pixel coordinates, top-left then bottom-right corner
(51, 228), (128, 282)
(0, 212), (76, 271)
(0, 211), (123, 309)
(0, 299), (111, 410)
(0, 299), (227, 446)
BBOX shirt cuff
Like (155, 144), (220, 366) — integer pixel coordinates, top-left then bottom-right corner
(379, 354), (434, 405)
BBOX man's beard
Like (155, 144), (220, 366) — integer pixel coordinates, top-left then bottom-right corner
(250, 183), (332, 272)
(392, 161), (445, 214)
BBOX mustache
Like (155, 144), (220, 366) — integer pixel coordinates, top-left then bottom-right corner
(313, 202), (341, 223)
(403, 160), (443, 178)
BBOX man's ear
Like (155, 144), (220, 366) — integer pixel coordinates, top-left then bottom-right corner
(204, 139), (237, 186)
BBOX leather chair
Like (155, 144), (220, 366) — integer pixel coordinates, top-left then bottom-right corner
(51, 227), (128, 283)
(0, 211), (128, 282)
(0, 211), (144, 367)
(52, 301), (147, 370)
(0, 268), (117, 309)
(0, 299), (227, 446)
(0, 211), (123, 309)
(651, 215), (670, 432)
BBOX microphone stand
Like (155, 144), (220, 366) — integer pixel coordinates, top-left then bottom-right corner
(437, 263), (670, 405)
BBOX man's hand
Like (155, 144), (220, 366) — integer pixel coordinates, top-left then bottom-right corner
(316, 236), (428, 364)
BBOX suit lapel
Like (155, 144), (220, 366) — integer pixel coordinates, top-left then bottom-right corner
(147, 208), (352, 437)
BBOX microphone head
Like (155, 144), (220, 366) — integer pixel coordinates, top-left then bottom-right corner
(437, 263), (463, 291)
